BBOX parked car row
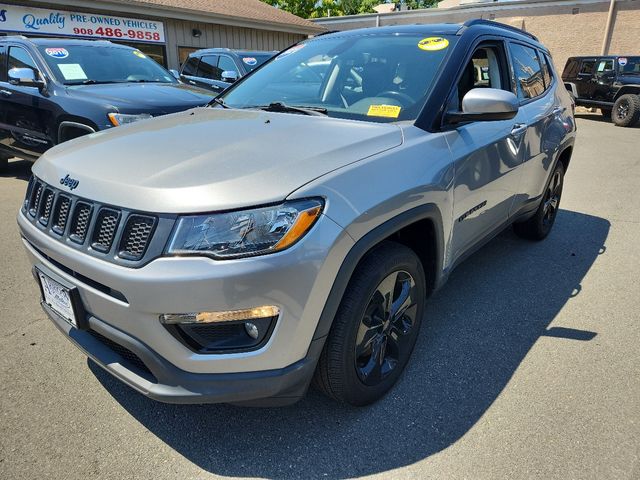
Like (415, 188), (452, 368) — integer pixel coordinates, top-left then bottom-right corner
(0, 36), (276, 169)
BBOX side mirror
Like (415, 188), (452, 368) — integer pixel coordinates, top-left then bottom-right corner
(221, 70), (239, 83)
(8, 67), (45, 89)
(169, 69), (180, 80)
(445, 88), (519, 124)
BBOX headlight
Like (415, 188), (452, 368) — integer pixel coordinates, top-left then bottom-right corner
(107, 112), (152, 126)
(166, 198), (323, 259)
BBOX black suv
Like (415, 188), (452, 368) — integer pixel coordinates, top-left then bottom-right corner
(562, 56), (640, 127)
(180, 48), (276, 93)
(0, 37), (214, 168)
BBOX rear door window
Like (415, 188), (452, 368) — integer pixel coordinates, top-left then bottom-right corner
(597, 59), (614, 72)
(181, 56), (199, 76)
(196, 55), (220, 80)
(509, 43), (545, 100)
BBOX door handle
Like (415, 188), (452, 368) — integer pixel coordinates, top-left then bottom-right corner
(510, 123), (527, 136)
(0, 89), (12, 97)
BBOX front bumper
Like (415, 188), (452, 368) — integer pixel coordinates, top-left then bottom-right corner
(41, 296), (324, 405)
(18, 209), (354, 403)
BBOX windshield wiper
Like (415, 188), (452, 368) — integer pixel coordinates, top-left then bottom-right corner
(208, 97), (229, 108)
(256, 102), (327, 116)
(66, 80), (123, 85)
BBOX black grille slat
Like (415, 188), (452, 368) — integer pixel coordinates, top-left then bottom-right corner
(38, 189), (55, 226)
(51, 195), (71, 235)
(92, 209), (120, 253)
(28, 182), (43, 217)
(24, 177), (35, 210)
(119, 215), (156, 261)
(69, 202), (93, 244)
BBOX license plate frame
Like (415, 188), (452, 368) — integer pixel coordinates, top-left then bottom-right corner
(35, 267), (86, 329)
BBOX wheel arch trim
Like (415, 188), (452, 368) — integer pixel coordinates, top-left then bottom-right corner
(57, 121), (96, 143)
(311, 203), (444, 341)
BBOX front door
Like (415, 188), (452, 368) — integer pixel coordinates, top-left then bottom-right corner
(446, 42), (527, 262)
(0, 45), (54, 159)
(575, 59), (597, 99)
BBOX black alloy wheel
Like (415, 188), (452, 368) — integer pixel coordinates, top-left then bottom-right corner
(355, 270), (418, 386)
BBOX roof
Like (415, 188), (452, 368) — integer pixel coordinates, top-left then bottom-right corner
(111, 0), (322, 32)
(189, 48), (277, 56)
(21, 38), (129, 47)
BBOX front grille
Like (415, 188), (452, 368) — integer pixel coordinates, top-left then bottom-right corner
(119, 215), (156, 261)
(92, 208), (120, 252)
(38, 189), (55, 226)
(21, 176), (171, 267)
(51, 195), (71, 235)
(88, 329), (155, 380)
(69, 202), (93, 244)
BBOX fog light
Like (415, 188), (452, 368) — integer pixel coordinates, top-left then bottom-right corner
(245, 322), (259, 339)
(160, 306), (280, 325)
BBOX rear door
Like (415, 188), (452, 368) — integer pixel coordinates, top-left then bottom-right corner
(0, 45), (54, 159)
(508, 43), (569, 209)
(446, 40), (528, 262)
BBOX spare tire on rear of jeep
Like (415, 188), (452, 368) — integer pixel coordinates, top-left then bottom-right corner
(611, 94), (640, 127)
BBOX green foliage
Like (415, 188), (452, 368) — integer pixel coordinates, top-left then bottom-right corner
(262, 0), (438, 19)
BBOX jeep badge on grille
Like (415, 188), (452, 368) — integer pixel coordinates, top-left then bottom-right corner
(59, 174), (79, 191)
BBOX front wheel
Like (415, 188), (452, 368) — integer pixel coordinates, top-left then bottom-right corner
(612, 94), (640, 127)
(314, 242), (426, 406)
(514, 161), (565, 241)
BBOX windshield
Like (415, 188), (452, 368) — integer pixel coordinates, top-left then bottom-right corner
(241, 53), (274, 72)
(618, 57), (640, 75)
(37, 45), (176, 85)
(221, 33), (457, 123)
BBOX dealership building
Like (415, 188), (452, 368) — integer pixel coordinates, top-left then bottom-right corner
(0, 0), (322, 69)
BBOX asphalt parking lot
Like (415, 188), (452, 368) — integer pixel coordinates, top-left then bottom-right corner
(0, 114), (638, 480)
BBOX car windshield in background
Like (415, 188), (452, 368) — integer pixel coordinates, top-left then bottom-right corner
(240, 53), (273, 71)
(220, 34), (457, 123)
(619, 57), (640, 75)
(37, 45), (176, 85)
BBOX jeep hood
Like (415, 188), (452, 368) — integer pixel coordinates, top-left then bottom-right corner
(33, 107), (403, 213)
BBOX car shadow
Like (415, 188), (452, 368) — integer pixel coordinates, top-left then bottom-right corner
(90, 209), (609, 479)
(0, 158), (32, 181)
(574, 112), (640, 128)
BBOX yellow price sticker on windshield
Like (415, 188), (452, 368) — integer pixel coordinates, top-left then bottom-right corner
(418, 37), (449, 51)
(367, 104), (401, 118)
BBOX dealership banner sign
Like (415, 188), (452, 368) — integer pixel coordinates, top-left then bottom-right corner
(0, 3), (165, 43)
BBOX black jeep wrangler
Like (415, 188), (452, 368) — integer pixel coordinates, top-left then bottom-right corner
(562, 56), (640, 127)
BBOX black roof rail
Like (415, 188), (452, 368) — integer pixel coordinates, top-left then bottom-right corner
(460, 19), (539, 42)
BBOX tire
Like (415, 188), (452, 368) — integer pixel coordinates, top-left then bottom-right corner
(611, 94), (640, 127)
(0, 153), (9, 172)
(513, 161), (565, 241)
(314, 241), (426, 406)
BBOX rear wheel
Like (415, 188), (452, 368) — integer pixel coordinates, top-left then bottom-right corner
(514, 161), (565, 241)
(314, 242), (426, 406)
(612, 94), (640, 127)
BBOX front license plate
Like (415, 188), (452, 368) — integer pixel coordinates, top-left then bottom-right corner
(38, 271), (77, 327)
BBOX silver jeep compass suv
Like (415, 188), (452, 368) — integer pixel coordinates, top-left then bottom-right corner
(18, 21), (576, 406)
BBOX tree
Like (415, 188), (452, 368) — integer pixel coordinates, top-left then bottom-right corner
(261, 0), (439, 19)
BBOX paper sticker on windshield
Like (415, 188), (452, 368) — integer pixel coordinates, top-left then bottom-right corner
(133, 50), (146, 59)
(276, 44), (305, 60)
(45, 48), (69, 59)
(243, 57), (257, 66)
(57, 64), (87, 81)
(418, 37), (449, 51)
(367, 105), (401, 118)
(619, 57), (628, 66)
